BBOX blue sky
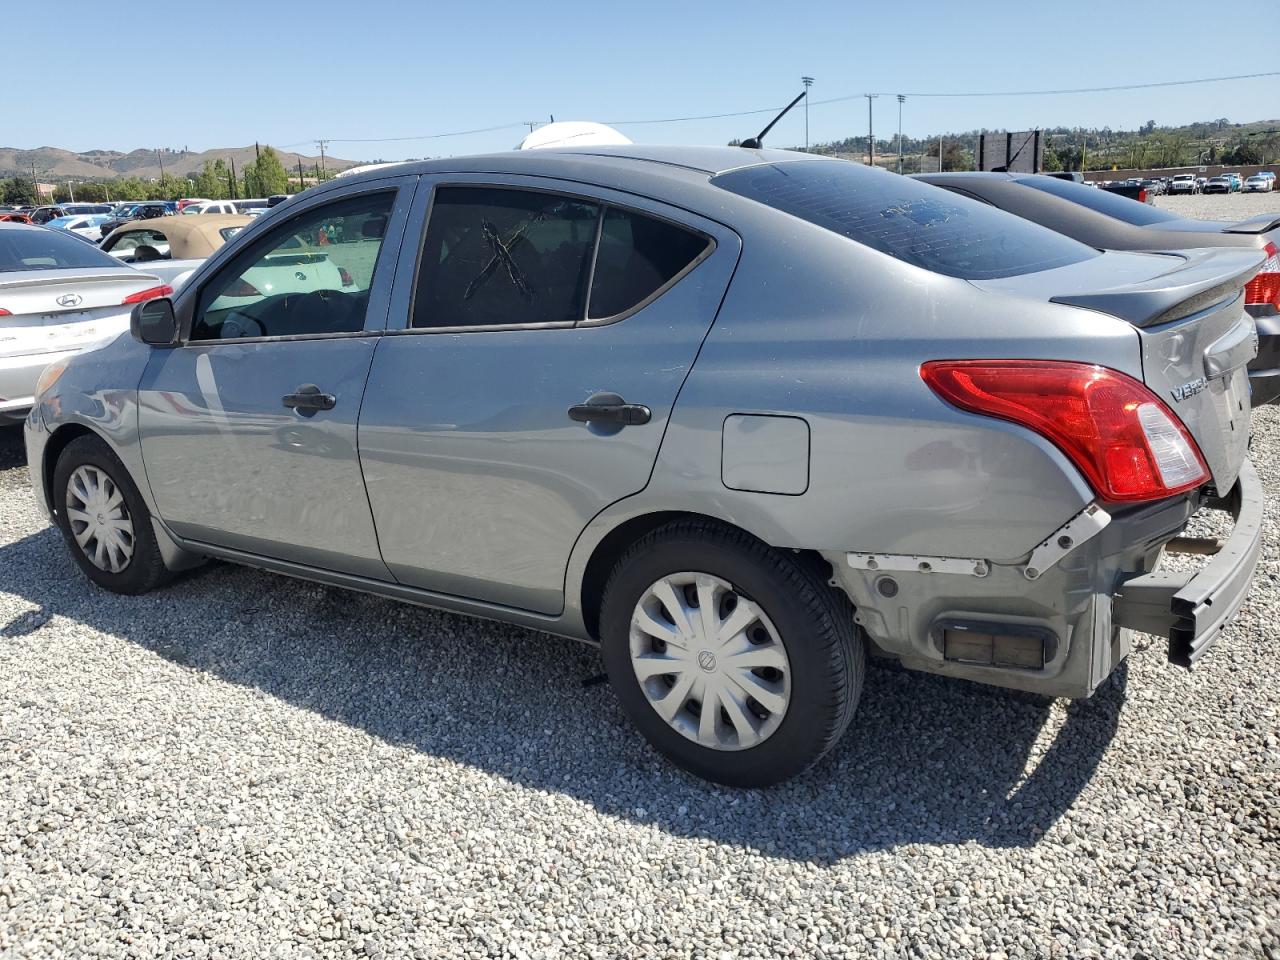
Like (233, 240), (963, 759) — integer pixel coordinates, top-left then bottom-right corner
(15, 0), (1277, 160)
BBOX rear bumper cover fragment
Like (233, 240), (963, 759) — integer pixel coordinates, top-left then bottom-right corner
(1113, 460), (1264, 666)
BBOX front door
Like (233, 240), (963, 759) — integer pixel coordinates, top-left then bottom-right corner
(138, 182), (413, 578)
(358, 178), (740, 613)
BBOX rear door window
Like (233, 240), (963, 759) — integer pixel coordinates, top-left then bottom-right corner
(413, 187), (599, 329)
(713, 159), (1098, 280)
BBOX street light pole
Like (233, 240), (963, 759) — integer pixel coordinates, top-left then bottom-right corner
(801, 76), (814, 152)
(896, 94), (905, 174)
(865, 94), (878, 167)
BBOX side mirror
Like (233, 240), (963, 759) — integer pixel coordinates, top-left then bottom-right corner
(131, 297), (179, 347)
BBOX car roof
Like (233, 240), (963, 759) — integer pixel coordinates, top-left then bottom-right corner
(107, 213), (251, 258)
(318, 144), (833, 184)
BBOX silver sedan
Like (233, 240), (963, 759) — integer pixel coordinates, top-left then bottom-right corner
(25, 147), (1264, 785)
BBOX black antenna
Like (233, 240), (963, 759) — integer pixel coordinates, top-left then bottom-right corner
(740, 91), (807, 149)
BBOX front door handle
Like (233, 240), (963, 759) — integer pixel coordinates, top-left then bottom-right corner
(568, 393), (651, 426)
(282, 383), (337, 413)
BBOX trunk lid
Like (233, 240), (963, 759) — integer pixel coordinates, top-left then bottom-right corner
(0, 268), (160, 359)
(972, 248), (1263, 493)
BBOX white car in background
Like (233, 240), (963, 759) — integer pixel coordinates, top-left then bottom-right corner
(1243, 175), (1273, 193)
(45, 214), (114, 243)
(1168, 174), (1200, 194)
(0, 222), (167, 421)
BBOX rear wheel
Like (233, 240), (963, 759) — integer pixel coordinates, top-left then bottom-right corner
(599, 519), (864, 787)
(52, 435), (171, 595)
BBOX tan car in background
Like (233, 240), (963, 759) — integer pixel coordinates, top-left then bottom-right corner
(101, 215), (253, 288)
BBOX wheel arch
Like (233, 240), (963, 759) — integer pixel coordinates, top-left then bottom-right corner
(576, 509), (836, 641)
(41, 423), (102, 517)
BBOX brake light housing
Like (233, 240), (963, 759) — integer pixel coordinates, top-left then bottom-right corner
(921, 360), (1209, 502)
(121, 284), (173, 305)
(1244, 241), (1280, 310)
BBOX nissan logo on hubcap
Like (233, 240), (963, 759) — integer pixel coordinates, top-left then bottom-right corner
(697, 650), (717, 672)
(56, 293), (83, 308)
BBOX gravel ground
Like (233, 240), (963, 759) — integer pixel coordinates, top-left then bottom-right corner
(1154, 190), (1280, 221)
(2, 199), (1279, 958)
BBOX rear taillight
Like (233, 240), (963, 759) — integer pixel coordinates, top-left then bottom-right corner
(1244, 241), (1280, 309)
(121, 284), (173, 305)
(338, 267), (354, 287)
(920, 360), (1209, 502)
(0, 308), (10, 316)
(1138, 188), (1147, 203)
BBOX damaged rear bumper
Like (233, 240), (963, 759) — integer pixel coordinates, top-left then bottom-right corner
(1113, 460), (1264, 666)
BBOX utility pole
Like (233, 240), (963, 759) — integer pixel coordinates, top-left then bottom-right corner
(298, 157), (305, 192)
(938, 135), (944, 171)
(315, 139), (329, 179)
(229, 158), (238, 200)
(801, 76), (814, 152)
(156, 148), (165, 184)
(67, 181), (75, 202)
(253, 141), (261, 197)
(865, 94), (878, 167)
(524, 121), (538, 134)
(896, 94), (906, 174)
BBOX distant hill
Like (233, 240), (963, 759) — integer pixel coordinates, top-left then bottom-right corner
(0, 145), (361, 181)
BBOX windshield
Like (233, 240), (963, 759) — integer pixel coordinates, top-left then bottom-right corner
(1014, 175), (1182, 226)
(0, 226), (124, 273)
(713, 160), (1097, 280)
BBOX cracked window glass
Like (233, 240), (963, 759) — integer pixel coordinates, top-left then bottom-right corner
(413, 187), (600, 329)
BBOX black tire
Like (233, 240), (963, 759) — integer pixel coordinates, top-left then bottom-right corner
(599, 519), (865, 787)
(52, 434), (172, 595)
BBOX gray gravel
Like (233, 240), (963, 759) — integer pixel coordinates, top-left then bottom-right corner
(3, 203), (1280, 956)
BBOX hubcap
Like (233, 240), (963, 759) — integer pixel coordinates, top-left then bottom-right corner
(65, 465), (134, 574)
(629, 572), (791, 751)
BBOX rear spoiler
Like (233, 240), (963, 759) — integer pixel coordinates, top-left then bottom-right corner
(1049, 248), (1265, 328)
(1223, 213), (1280, 235)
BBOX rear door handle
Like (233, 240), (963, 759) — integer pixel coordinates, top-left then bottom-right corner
(282, 383), (337, 413)
(568, 393), (651, 426)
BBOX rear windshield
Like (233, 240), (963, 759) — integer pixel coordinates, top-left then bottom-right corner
(713, 160), (1097, 279)
(0, 226), (122, 273)
(1015, 175), (1182, 226)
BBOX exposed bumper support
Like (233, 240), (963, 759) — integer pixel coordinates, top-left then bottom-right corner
(1113, 461), (1264, 667)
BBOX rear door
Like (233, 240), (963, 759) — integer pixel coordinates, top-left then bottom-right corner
(359, 176), (740, 614)
(137, 177), (417, 577)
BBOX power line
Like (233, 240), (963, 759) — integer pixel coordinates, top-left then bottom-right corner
(278, 70), (1280, 148)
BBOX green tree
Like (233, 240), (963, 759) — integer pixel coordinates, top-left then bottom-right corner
(192, 159), (229, 200)
(244, 146), (290, 197)
(1041, 147), (1063, 172)
(2, 177), (39, 205)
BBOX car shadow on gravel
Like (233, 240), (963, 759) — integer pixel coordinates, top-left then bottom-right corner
(0, 429), (1124, 862)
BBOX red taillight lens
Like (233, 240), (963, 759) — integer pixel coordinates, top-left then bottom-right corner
(1244, 241), (1280, 309)
(921, 360), (1209, 502)
(121, 284), (173, 305)
(223, 278), (262, 298)
(1137, 188), (1148, 203)
(338, 267), (354, 287)
(0, 308), (10, 316)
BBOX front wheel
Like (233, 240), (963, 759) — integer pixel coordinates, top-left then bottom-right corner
(599, 520), (864, 787)
(52, 435), (172, 595)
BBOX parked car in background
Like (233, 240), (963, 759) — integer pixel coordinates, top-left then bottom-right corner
(1224, 173), (1243, 192)
(917, 170), (1280, 403)
(181, 200), (239, 216)
(0, 212), (34, 224)
(1244, 175), (1273, 193)
(25, 148), (1265, 786)
(176, 198), (210, 212)
(1169, 174), (1200, 194)
(1204, 176), (1232, 195)
(29, 205), (70, 225)
(0, 222), (168, 421)
(1141, 178), (1165, 196)
(98, 201), (171, 239)
(45, 214), (114, 243)
(60, 204), (114, 216)
(101, 214), (253, 288)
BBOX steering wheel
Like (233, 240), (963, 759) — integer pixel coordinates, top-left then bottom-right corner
(219, 311), (267, 339)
